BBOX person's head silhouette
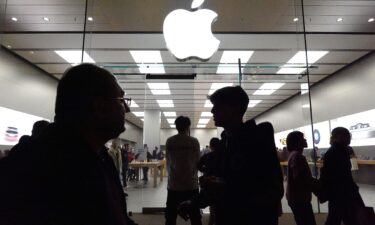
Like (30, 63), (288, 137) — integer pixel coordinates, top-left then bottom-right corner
(330, 127), (351, 146)
(286, 131), (307, 153)
(209, 86), (249, 129)
(55, 63), (129, 143)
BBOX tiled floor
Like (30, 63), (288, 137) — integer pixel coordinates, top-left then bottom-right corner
(125, 176), (375, 214)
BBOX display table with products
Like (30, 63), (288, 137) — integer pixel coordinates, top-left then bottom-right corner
(129, 161), (164, 187)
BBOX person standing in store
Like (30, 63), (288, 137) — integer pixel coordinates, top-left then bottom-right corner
(165, 116), (202, 225)
(108, 139), (122, 177)
(178, 86), (283, 225)
(121, 143), (130, 187)
(320, 127), (365, 225)
(0, 64), (131, 225)
(286, 131), (317, 225)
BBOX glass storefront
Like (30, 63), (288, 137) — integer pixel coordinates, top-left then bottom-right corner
(1, 0), (374, 219)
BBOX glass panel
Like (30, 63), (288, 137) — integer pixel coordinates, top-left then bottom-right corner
(304, 0), (375, 215)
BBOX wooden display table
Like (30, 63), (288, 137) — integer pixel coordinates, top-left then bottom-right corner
(280, 160), (375, 167)
(129, 161), (164, 187)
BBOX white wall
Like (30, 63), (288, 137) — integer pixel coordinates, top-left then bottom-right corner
(256, 52), (375, 132)
(160, 128), (218, 148)
(0, 48), (57, 120)
(120, 121), (143, 146)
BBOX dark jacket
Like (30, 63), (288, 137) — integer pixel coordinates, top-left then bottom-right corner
(320, 143), (359, 203)
(209, 120), (284, 225)
(0, 123), (128, 225)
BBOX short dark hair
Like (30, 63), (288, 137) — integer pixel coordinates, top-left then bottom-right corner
(331, 127), (351, 145)
(209, 86), (249, 115)
(286, 131), (304, 152)
(55, 64), (117, 123)
(31, 120), (50, 137)
(175, 116), (191, 132)
(209, 137), (220, 151)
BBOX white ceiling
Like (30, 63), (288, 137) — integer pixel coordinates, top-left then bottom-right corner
(1, 0), (374, 128)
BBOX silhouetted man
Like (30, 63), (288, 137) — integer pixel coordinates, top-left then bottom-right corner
(320, 127), (364, 225)
(165, 116), (202, 225)
(0, 64), (131, 225)
(179, 86), (283, 225)
(286, 131), (317, 225)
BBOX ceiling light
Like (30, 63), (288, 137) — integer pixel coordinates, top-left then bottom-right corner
(130, 100), (139, 108)
(198, 118), (210, 124)
(209, 83), (233, 94)
(170, 125), (176, 128)
(157, 100), (174, 108)
(6, 45), (11, 49)
(130, 51), (165, 74)
(147, 83), (171, 95)
(141, 118), (144, 121)
(11, 17), (18, 22)
(54, 50), (95, 65)
(201, 112), (212, 117)
(197, 125), (206, 128)
(253, 83), (285, 95)
(293, 17), (298, 22)
(302, 104), (310, 108)
(87, 17), (93, 21)
(337, 17), (343, 22)
(277, 51), (328, 74)
(248, 100), (262, 107)
(217, 51), (253, 74)
(29, 51), (34, 54)
(204, 100), (213, 108)
(368, 18), (374, 23)
(43, 17), (50, 21)
(167, 118), (175, 124)
(132, 112), (144, 117)
(163, 112), (176, 117)
(301, 83), (309, 95)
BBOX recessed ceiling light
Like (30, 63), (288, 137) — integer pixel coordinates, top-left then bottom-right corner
(204, 100), (213, 108)
(87, 17), (93, 21)
(132, 112), (144, 117)
(11, 17), (18, 22)
(130, 51), (165, 74)
(54, 50), (95, 65)
(6, 45), (12, 49)
(368, 18), (374, 23)
(253, 83), (285, 95)
(201, 112), (212, 117)
(167, 118), (175, 124)
(217, 51), (254, 74)
(147, 83), (171, 95)
(170, 125), (176, 128)
(198, 118), (210, 124)
(157, 100), (174, 108)
(29, 51), (34, 54)
(302, 104), (310, 108)
(43, 17), (50, 21)
(163, 112), (176, 117)
(337, 17), (343, 22)
(293, 17), (299, 22)
(277, 51), (328, 74)
(248, 100), (262, 108)
(301, 83), (309, 95)
(209, 83), (233, 94)
(197, 124), (206, 128)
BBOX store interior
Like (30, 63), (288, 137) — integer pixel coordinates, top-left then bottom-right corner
(0, 0), (374, 221)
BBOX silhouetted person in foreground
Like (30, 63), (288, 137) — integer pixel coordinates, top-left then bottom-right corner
(9, 120), (50, 156)
(179, 86), (283, 225)
(286, 131), (317, 225)
(0, 64), (131, 225)
(320, 127), (365, 225)
(165, 116), (202, 225)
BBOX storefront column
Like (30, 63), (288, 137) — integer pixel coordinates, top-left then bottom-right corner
(143, 110), (161, 150)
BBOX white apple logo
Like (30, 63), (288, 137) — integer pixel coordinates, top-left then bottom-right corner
(163, 0), (220, 61)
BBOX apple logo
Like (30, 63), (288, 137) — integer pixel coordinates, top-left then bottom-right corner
(163, 0), (220, 61)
